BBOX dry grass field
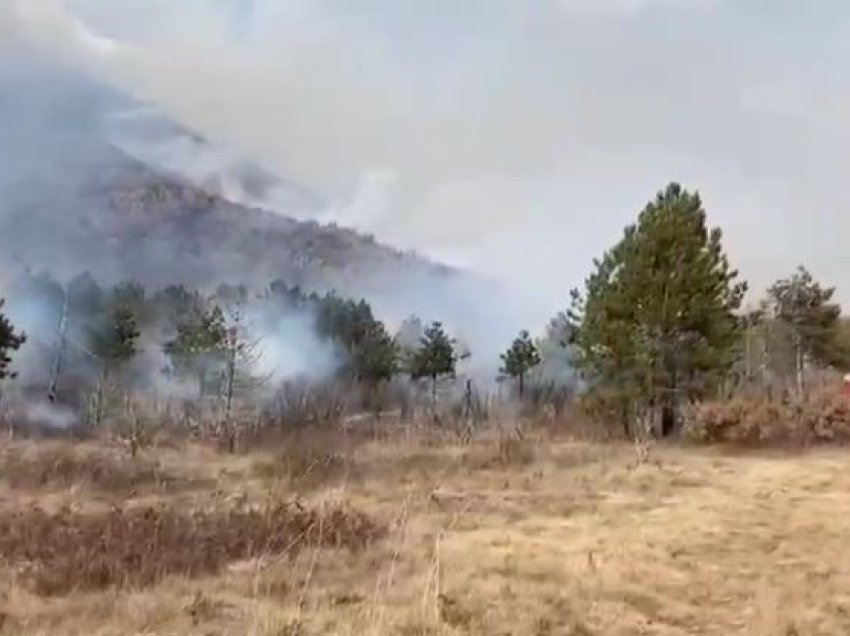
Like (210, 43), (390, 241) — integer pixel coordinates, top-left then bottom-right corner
(1, 424), (850, 635)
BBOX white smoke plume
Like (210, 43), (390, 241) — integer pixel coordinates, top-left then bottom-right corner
(4, 0), (850, 330)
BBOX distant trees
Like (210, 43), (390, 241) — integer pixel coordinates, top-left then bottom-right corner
(736, 267), (846, 397)
(768, 266), (843, 392)
(0, 299), (26, 380)
(163, 303), (227, 398)
(12, 199), (850, 441)
(500, 330), (541, 398)
(313, 294), (398, 389)
(88, 302), (140, 375)
(568, 183), (746, 436)
(409, 321), (460, 407)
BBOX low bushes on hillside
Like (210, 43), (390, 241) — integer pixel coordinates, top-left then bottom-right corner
(684, 391), (850, 446)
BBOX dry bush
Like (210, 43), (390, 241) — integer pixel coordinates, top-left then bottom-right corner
(252, 446), (353, 491)
(0, 444), (186, 494)
(685, 390), (850, 447)
(492, 428), (536, 467)
(250, 424), (392, 489)
(253, 381), (347, 437)
(0, 500), (383, 596)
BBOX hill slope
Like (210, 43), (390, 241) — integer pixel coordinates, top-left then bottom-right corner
(0, 67), (456, 295)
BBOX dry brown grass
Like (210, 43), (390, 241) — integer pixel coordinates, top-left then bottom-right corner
(0, 443), (188, 496)
(0, 500), (382, 597)
(2, 424), (850, 634)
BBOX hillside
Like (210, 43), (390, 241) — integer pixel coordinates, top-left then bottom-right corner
(0, 68), (456, 297)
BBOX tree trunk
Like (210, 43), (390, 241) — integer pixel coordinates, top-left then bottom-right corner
(661, 402), (675, 437)
(225, 348), (236, 420)
(620, 398), (630, 437)
(431, 374), (438, 422)
(518, 373), (525, 400)
(47, 289), (69, 404)
(795, 333), (804, 397)
(93, 370), (107, 427)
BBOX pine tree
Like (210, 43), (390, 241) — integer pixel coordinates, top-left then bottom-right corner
(352, 321), (399, 387)
(0, 299), (26, 380)
(163, 304), (227, 399)
(410, 321), (458, 409)
(768, 266), (843, 392)
(89, 302), (141, 373)
(315, 294), (398, 387)
(500, 330), (541, 398)
(568, 183), (746, 436)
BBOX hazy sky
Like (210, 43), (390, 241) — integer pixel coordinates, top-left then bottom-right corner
(4, 0), (850, 317)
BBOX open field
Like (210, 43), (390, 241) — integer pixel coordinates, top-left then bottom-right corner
(1, 425), (850, 635)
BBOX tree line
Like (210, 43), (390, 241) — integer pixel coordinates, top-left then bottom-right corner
(566, 183), (849, 436)
(1, 182), (847, 436)
(0, 272), (550, 414)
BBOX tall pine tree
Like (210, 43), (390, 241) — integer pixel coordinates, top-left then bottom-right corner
(569, 183), (746, 436)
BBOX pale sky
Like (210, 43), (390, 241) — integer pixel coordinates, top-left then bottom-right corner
(3, 0), (850, 318)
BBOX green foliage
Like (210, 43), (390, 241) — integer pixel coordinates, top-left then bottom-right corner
(500, 330), (541, 397)
(568, 183), (746, 435)
(314, 293), (398, 385)
(351, 321), (399, 385)
(409, 322), (458, 382)
(768, 266), (843, 368)
(88, 302), (141, 371)
(163, 303), (227, 396)
(0, 299), (26, 380)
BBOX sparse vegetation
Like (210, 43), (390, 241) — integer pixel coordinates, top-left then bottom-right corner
(0, 498), (381, 596)
(4, 182), (850, 634)
(0, 443), (189, 494)
(500, 329), (541, 399)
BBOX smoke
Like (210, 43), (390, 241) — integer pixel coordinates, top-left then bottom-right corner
(22, 401), (79, 430)
(243, 307), (342, 385)
(4, 0), (850, 368)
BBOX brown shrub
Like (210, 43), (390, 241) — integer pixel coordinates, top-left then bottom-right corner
(250, 426), (366, 490)
(685, 391), (850, 447)
(0, 444), (186, 495)
(0, 500), (383, 596)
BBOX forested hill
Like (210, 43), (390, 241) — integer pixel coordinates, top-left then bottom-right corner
(0, 68), (457, 296)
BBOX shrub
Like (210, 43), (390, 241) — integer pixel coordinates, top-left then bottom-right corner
(684, 391), (850, 447)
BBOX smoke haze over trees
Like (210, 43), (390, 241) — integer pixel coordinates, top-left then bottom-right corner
(2, 3), (850, 442)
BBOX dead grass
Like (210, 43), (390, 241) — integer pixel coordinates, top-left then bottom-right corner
(0, 499), (382, 596)
(3, 426), (850, 634)
(0, 442), (190, 496)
